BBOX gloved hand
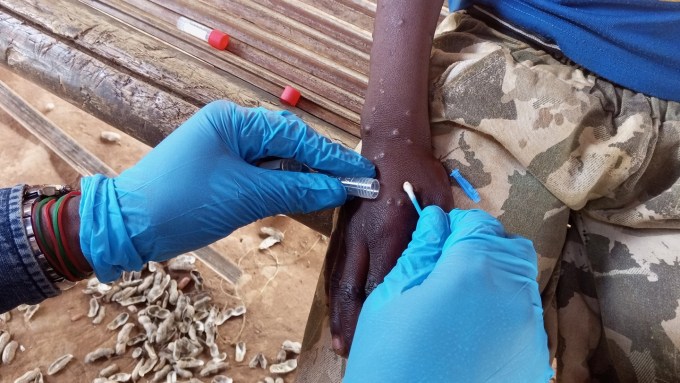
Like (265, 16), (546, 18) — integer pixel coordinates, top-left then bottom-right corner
(79, 101), (375, 282)
(344, 206), (554, 383)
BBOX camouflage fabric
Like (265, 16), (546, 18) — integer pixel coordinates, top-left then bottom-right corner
(297, 11), (680, 383)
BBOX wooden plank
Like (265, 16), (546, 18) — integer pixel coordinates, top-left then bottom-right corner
(82, 0), (359, 135)
(190, 247), (242, 286)
(95, 0), (359, 136)
(0, 0), (373, 237)
(297, 0), (375, 32)
(227, 0), (370, 73)
(337, 0), (378, 17)
(254, 0), (373, 55)
(142, 0), (367, 112)
(155, 0), (369, 88)
(0, 81), (116, 178)
(0, 78), (243, 284)
(290, 210), (334, 237)
(0, 0), (360, 140)
(0, 10), (193, 146)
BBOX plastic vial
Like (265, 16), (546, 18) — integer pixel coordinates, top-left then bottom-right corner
(176, 16), (229, 50)
(338, 177), (380, 199)
(259, 159), (380, 199)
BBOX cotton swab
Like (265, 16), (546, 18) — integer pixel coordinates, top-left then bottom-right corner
(402, 181), (422, 215)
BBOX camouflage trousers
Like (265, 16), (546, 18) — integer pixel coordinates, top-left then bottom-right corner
(297, 11), (680, 383)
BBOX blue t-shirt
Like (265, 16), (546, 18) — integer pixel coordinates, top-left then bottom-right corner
(449, 0), (680, 102)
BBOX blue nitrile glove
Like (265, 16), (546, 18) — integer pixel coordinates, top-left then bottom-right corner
(79, 101), (375, 282)
(344, 206), (554, 383)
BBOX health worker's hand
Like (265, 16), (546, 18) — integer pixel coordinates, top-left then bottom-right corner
(79, 101), (375, 282)
(344, 206), (554, 383)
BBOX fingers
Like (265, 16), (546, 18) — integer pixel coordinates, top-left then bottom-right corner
(505, 235), (539, 267)
(364, 208), (419, 299)
(445, 209), (536, 264)
(329, 224), (369, 357)
(370, 206), (450, 301)
(427, 209), (538, 281)
(443, 209), (506, 248)
(256, 169), (348, 215)
(201, 101), (375, 178)
(325, 208), (348, 298)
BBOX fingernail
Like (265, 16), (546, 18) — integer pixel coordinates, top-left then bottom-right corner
(332, 336), (342, 352)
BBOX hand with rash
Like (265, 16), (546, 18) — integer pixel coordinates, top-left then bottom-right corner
(326, 141), (453, 356)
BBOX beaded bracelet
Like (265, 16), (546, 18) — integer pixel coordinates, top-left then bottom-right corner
(23, 185), (76, 290)
(31, 197), (66, 277)
(52, 191), (92, 279)
(31, 192), (91, 282)
(42, 199), (78, 281)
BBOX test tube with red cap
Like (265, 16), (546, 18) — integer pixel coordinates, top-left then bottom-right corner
(176, 16), (229, 50)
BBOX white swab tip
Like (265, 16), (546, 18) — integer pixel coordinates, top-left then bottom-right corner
(402, 181), (422, 214)
(403, 181), (415, 196)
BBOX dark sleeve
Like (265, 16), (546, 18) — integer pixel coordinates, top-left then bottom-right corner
(0, 185), (59, 313)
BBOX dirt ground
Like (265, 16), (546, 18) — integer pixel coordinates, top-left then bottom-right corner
(0, 67), (329, 382)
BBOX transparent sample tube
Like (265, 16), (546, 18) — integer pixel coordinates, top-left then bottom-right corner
(176, 17), (229, 50)
(177, 16), (210, 41)
(338, 177), (380, 199)
(259, 159), (380, 199)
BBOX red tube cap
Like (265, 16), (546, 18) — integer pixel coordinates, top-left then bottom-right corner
(208, 30), (229, 50)
(280, 86), (301, 107)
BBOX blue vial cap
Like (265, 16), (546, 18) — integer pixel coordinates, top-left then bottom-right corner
(450, 169), (481, 203)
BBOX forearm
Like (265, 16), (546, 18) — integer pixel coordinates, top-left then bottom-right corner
(362, 0), (444, 153)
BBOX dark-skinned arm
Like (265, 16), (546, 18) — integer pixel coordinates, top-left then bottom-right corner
(326, 0), (453, 357)
(61, 195), (89, 274)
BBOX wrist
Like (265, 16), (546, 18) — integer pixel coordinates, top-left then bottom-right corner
(23, 185), (88, 290)
(80, 174), (143, 283)
(62, 195), (91, 275)
(35, 191), (92, 282)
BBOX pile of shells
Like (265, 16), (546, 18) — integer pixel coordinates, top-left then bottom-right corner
(86, 259), (240, 383)
(0, 329), (20, 366)
(13, 255), (301, 383)
(3, 305), (43, 382)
